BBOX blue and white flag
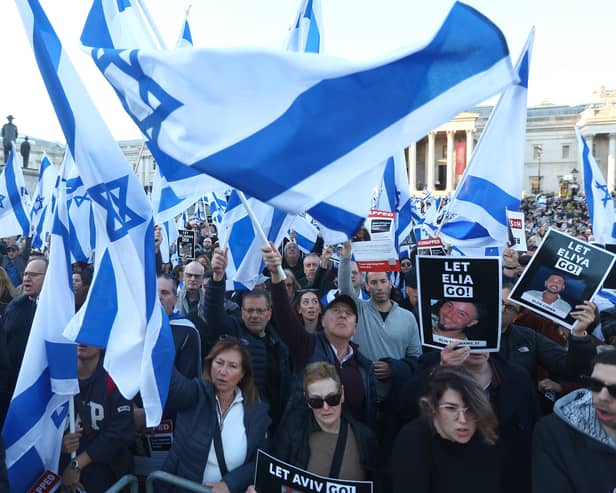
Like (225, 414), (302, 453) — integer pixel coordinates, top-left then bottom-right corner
(439, 29), (534, 248)
(195, 198), (205, 222)
(2, 156), (78, 492)
(205, 191), (228, 227)
(63, 152), (96, 263)
(30, 154), (58, 250)
(376, 151), (414, 248)
(85, 2), (516, 236)
(81, 0), (157, 50)
(578, 128), (616, 243)
(176, 11), (193, 48)
(82, 0), (228, 224)
(220, 191), (294, 290)
(16, 0), (175, 427)
(159, 218), (179, 264)
(289, 213), (319, 253)
(0, 147), (30, 238)
(286, 0), (322, 53)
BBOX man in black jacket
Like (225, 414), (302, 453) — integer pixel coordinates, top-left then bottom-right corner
(532, 349), (616, 492)
(0, 257), (47, 426)
(499, 284), (597, 383)
(208, 249), (291, 432)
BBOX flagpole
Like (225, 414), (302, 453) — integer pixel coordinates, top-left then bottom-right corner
(236, 191), (287, 280)
(68, 398), (77, 460)
(175, 2), (192, 46)
(133, 0), (168, 49)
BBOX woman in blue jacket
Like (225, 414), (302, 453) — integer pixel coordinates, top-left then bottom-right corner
(162, 337), (270, 493)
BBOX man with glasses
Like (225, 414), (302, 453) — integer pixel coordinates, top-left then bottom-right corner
(533, 349), (616, 491)
(175, 260), (206, 322)
(207, 248), (291, 432)
(0, 257), (47, 426)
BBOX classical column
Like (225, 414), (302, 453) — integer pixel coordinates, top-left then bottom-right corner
(427, 131), (436, 191)
(608, 133), (616, 191)
(446, 130), (455, 192)
(407, 143), (417, 192)
(465, 129), (475, 164)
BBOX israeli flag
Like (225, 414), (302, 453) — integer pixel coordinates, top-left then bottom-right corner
(286, 0), (322, 53)
(85, 2), (516, 236)
(439, 29), (534, 248)
(2, 156), (78, 492)
(205, 191), (228, 227)
(176, 13), (193, 48)
(376, 152), (414, 248)
(16, 0), (175, 427)
(30, 154), (58, 250)
(578, 128), (616, 243)
(290, 213), (319, 253)
(0, 146), (30, 238)
(63, 152), (96, 263)
(82, 0), (228, 224)
(159, 218), (179, 264)
(220, 191), (294, 290)
(81, 0), (157, 50)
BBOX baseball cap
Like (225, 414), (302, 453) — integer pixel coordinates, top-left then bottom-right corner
(325, 293), (358, 318)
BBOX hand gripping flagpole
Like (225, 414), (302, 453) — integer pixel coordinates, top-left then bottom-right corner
(236, 191), (287, 280)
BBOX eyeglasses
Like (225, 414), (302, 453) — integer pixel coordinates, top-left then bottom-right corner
(307, 392), (342, 409)
(218, 335), (250, 347)
(581, 375), (616, 398)
(23, 271), (45, 278)
(242, 307), (270, 315)
(501, 301), (519, 314)
(400, 262), (411, 267)
(184, 273), (203, 279)
(438, 404), (478, 422)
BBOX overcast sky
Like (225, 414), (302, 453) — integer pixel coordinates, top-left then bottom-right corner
(1, 0), (614, 144)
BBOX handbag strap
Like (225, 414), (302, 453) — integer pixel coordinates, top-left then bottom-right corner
(213, 419), (229, 477)
(328, 417), (348, 479)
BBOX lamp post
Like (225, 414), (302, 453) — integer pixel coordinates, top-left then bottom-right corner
(571, 167), (579, 197)
(536, 145), (543, 193)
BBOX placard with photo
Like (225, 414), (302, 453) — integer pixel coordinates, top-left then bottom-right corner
(178, 229), (196, 261)
(417, 256), (502, 351)
(509, 229), (616, 329)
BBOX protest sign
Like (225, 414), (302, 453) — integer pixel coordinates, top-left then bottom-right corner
(506, 210), (527, 251)
(133, 419), (174, 479)
(178, 229), (196, 260)
(601, 244), (616, 289)
(351, 210), (399, 272)
(417, 237), (447, 256)
(417, 256), (501, 351)
(510, 229), (616, 329)
(255, 450), (373, 493)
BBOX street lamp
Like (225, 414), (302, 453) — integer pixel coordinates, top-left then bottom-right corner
(535, 145), (543, 193)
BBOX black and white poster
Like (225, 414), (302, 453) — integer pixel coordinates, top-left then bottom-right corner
(178, 229), (196, 260)
(510, 229), (616, 329)
(254, 450), (373, 493)
(417, 256), (502, 351)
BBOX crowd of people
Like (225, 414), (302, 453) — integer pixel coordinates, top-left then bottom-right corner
(0, 207), (615, 492)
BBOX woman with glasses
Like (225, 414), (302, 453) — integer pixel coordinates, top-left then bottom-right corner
(161, 337), (270, 493)
(392, 365), (508, 493)
(293, 288), (323, 334)
(270, 362), (376, 481)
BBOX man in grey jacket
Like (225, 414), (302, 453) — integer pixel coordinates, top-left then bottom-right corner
(338, 242), (422, 398)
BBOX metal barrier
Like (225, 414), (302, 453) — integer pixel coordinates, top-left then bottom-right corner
(105, 474), (139, 493)
(145, 471), (210, 493)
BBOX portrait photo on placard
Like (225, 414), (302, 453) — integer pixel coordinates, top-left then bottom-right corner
(416, 256), (502, 351)
(510, 229), (616, 329)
